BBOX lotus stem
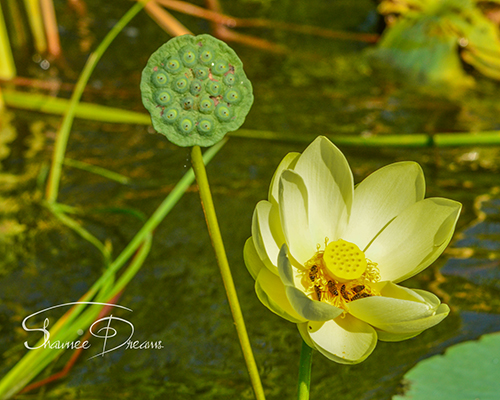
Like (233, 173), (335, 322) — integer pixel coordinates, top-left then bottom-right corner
(297, 340), (313, 400)
(191, 145), (266, 400)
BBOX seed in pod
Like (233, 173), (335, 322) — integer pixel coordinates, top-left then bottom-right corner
(212, 59), (229, 76)
(151, 69), (169, 87)
(190, 80), (203, 96)
(194, 66), (209, 80)
(162, 107), (181, 124)
(199, 96), (215, 114)
(172, 76), (190, 93)
(164, 56), (183, 74)
(182, 95), (195, 110)
(179, 45), (198, 67)
(206, 80), (223, 96)
(223, 73), (237, 86)
(215, 104), (233, 121)
(224, 88), (242, 104)
(198, 46), (216, 65)
(177, 116), (195, 134)
(155, 89), (174, 106)
(197, 116), (215, 134)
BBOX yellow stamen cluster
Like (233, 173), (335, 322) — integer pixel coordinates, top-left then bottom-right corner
(300, 239), (380, 311)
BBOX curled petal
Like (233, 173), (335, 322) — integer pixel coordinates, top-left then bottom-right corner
(255, 267), (306, 323)
(293, 136), (353, 244)
(344, 161), (425, 251)
(268, 152), (300, 205)
(278, 245), (342, 321)
(304, 315), (378, 364)
(251, 200), (283, 273)
(365, 197), (462, 282)
(348, 282), (450, 334)
(279, 170), (315, 264)
(243, 237), (265, 279)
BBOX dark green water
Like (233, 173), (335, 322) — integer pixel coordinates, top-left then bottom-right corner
(1, 0), (500, 399)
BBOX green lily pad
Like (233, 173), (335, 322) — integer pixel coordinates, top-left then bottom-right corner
(393, 332), (500, 400)
(140, 34), (254, 147)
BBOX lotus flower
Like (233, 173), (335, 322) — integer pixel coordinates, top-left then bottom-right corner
(244, 136), (461, 364)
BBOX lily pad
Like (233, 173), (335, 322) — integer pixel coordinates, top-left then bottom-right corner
(393, 332), (500, 400)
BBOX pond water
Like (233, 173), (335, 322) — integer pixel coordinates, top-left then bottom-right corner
(1, 0), (500, 399)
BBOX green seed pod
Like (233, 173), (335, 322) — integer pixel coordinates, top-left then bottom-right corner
(206, 80), (223, 96)
(172, 75), (190, 93)
(197, 116), (215, 135)
(199, 96), (215, 114)
(194, 66), (209, 80)
(165, 56), (183, 74)
(141, 34), (254, 147)
(190, 80), (203, 95)
(177, 116), (195, 134)
(163, 106), (181, 123)
(212, 59), (229, 76)
(199, 46), (216, 66)
(223, 73), (237, 86)
(151, 68), (169, 87)
(155, 89), (174, 106)
(182, 95), (195, 110)
(223, 88), (242, 104)
(215, 104), (233, 121)
(179, 45), (198, 67)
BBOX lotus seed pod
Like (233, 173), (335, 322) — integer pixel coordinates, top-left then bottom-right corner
(199, 46), (216, 65)
(194, 67), (209, 80)
(199, 96), (215, 114)
(179, 45), (198, 67)
(165, 56), (183, 74)
(212, 59), (229, 76)
(151, 68), (169, 87)
(141, 34), (254, 147)
(206, 80), (223, 96)
(215, 104), (233, 121)
(197, 116), (215, 134)
(155, 89), (174, 106)
(178, 116), (196, 134)
(172, 76), (190, 93)
(190, 79), (203, 95)
(163, 107), (181, 123)
(223, 73), (237, 86)
(224, 88), (242, 104)
(182, 95), (195, 110)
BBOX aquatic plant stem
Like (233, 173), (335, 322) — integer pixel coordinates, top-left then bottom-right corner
(45, 0), (149, 203)
(297, 340), (313, 400)
(191, 145), (266, 400)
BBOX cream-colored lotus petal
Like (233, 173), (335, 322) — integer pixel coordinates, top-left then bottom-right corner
(373, 304), (450, 333)
(297, 322), (319, 349)
(255, 266), (306, 323)
(279, 169), (315, 264)
(343, 161), (425, 252)
(293, 136), (353, 245)
(243, 237), (265, 280)
(364, 197), (461, 282)
(268, 152), (300, 205)
(278, 245), (343, 321)
(306, 315), (378, 364)
(251, 200), (283, 273)
(348, 282), (450, 333)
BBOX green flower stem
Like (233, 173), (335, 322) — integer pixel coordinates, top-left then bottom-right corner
(45, 0), (149, 203)
(63, 158), (131, 185)
(191, 145), (266, 400)
(297, 340), (313, 400)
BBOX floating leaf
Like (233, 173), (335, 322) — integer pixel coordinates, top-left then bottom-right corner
(393, 332), (500, 400)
